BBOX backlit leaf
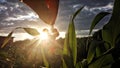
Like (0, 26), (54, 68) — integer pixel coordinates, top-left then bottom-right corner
(23, 28), (40, 36)
(63, 7), (84, 66)
(22, 0), (59, 25)
(70, 6), (84, 66)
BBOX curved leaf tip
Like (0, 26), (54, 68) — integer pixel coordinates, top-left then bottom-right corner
(72, 6), (84, 22)
(89, 12), (110, 35)
(23, 28), (40, 36)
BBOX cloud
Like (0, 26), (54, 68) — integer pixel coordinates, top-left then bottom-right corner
(5, 12), (38, 21)
(0, 5), (7, 12)
(89, 2), (113, 13)
(0, 0), (40, 30)
(77, 0), (114, 7)
(0, 0), (7, 3)
(0, 0), (114, 33)
(56, 0), (113, 31)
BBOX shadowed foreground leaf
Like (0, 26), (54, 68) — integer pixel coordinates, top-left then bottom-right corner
(75, 62), (82, 68)
(1, 31), (13, 48)
(89, 54), (114, 68)
(87, 40), (103, 64)
(102, 0), (120, 47)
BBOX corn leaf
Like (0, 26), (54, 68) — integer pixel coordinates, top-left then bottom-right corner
(62, 58), (67, 68)
(87, 40), (96, 64)
(87, 40), (103, 64)
(89, 54), (114, 68)
(63, 55), (74, 68)
(68, 21), (77, 66)
(70, 6), (84, 66)
(1, 31), (13, 48)
(72, 6), (84, 22)
(63, 6), (84, 66)
(22, 0), (59, 25)
(102, 0), (120, 47)
(63, 33), (70, 56)
(23, 28), (40, 36)
(89, 12), (110, 35)
(75, 62), (82, 68)
(95, 46), (103, 58)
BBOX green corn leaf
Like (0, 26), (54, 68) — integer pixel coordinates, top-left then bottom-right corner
(87, 41), (96, 64)
(72, 6), (84, 22)
(89, 12), (110, 35)
(70, 6), (84, 66)
(62, 58), (67, 68)
(95, 43), (106, 58)
(63, 6), (84, 66)
(63, 55), (74, 68)
(96, 46), (103, 58)
(102, 0), (120, 47)
(1, 31), (13, 48)
(63, 32), (70, 56)
(23, 28), (40, 36)
(68, 21), (77, 66)
(75, 62), (82, 68)
(89, 54), (114, 68)
(87, 40), (103, 64)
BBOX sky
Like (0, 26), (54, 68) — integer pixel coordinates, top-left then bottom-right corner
(0, 0), (114, 40)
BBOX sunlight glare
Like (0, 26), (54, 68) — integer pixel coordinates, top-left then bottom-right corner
(39, 31), (49, 40)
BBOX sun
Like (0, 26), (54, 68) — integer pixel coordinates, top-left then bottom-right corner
(36, 27), (50, 40)
(39, 31), (49, 40)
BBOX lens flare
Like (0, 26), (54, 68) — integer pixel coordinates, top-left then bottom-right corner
(39, 31), (49, 40)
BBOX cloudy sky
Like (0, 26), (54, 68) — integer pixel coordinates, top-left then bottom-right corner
(0, 0), (114, 40)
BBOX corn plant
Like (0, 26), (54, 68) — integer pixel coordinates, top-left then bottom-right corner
(1, 0), (120, 68)
(62, 0), (120, 68)
(87, 0), (120, 67)
(62, 6), (84, 68)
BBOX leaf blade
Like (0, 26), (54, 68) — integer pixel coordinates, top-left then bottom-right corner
(102, 0), (120, 47)
(89, 12), (110, 35)
(23, 28), (40, 36)
(72, 6), (84, 22)
(1, 31), (13, 48)
(87, 40), (97, 64)
(89, 54), (114, 68)
(71, 6), (84, 66)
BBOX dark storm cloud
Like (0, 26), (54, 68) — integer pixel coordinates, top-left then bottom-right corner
(0, 0), (39, 29)
(72, 0), (114, 7)
(0, 0), (114, 33)
(56, 0), (114, 31)
(0, 0), (7, 3)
